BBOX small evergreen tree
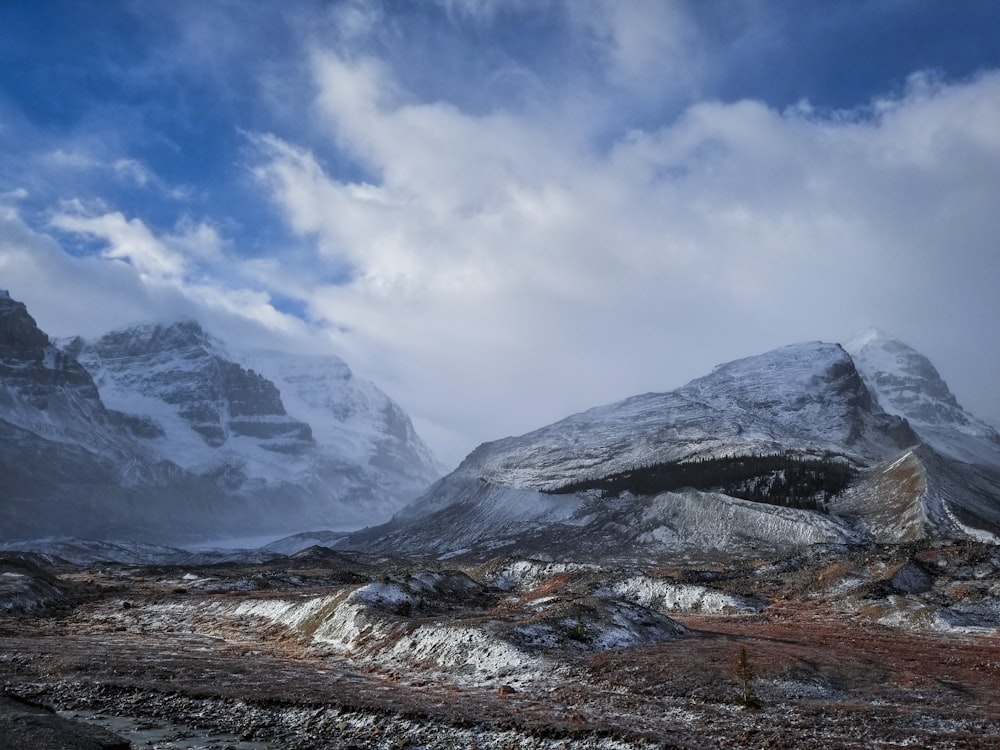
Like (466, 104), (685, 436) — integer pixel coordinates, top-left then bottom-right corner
(734, 646), (759, 708)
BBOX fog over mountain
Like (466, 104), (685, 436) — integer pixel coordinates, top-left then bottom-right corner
(0, 291), (441, 543)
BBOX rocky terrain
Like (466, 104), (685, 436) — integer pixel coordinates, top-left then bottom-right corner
(3, 539), (1000, 748)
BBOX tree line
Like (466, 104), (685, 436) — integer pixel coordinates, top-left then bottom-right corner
(545, 452), (855, 513)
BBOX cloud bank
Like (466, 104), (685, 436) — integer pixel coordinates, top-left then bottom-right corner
(250, 58), (1000, 463)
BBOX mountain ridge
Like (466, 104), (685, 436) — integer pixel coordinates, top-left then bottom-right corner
(0, 292), (442, 542)
(344, 335), (1000, 562)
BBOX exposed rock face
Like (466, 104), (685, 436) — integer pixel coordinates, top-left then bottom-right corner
(0, 294), (109, 438)
(0, 293), (441, 543)
(71, 322), (314, 453)
(0, 294), (175, 540)
(347, 340), (1000, 561)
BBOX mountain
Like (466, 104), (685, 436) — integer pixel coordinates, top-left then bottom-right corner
(0, 290), (206, 540)
(242, 349), (442, 502)
(845, 328), (1000, 465)
(345, 338), (1000, 562)
(63, 321), (315, 465)
(843, 328), (1000, 543)
(0, 291), (441, 542)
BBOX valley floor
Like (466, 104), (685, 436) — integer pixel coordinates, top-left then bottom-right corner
(3, 541), (1000, 748)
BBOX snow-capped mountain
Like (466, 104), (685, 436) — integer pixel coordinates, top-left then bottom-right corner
(0, 291), (214, 540)
(461, 342), (913, 492)
(346, 338), (1000, 562)
(845, 328), (1000, 465)
(0, 292), (441, 542)
(63, 322), (315, 475)
(243, 349), (442, 489)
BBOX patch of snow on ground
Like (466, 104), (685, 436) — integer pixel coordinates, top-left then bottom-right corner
(383, 624), (536, 681)
(589, 600), (689, 650)
(824, 576), (867, 597)
(235, 595), (347, 634)
(488, 559), (599, 591)
(603, 576), (763, 614)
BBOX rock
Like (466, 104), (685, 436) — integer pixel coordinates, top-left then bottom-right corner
(888, 562), (934, 594)
(0, 694), (129, 750)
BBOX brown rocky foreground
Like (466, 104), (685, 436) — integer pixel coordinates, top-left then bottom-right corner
(2, 540), (1000, 748)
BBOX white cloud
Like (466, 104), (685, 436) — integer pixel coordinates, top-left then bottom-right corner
(0, 203), (316, 355)
(0, 188), (27, 203)
(51, 209), (188, 282)
(49, 206), (238, 283)
(6, 4), (1000, 470)
(112, 158), (154, 186)
(42, 149), (162, 187)
(169, 218), (228, 265)
(433, 0), (538, 21)
(0, 207), (181, 337)
(250, 52), (1000, 466)
(328, 0), (383, 40)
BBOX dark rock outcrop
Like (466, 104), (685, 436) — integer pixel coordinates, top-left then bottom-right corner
(0, 694), (129, 750)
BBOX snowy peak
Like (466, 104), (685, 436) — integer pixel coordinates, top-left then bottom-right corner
(846, 328), (964, 426)
(85, 319), (219, 359)
(672, 341), (914, 457)
(845, 329), (1000, 461)
(243, 349), (443, 484)
(69, 318), (442, 509)
(687, 341), (876, 418)
(466, 341), (911, 492)
(73, 321), (313, 452)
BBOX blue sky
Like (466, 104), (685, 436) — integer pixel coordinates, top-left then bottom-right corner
(2, 0), (1000, 467)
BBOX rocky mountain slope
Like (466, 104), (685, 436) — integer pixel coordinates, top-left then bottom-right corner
(345, 338), (1000, 561)
(843, 328), (1000, 542)
(0, 290), (200, 540)
(0, 291), (441, 542)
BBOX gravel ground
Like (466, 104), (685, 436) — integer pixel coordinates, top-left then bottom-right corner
(3, 541), (1000, 749)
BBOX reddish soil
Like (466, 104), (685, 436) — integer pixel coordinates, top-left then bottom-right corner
(3, 547), (1000, 749)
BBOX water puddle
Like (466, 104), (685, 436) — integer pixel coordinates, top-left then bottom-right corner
(58, 710), (271, 749)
